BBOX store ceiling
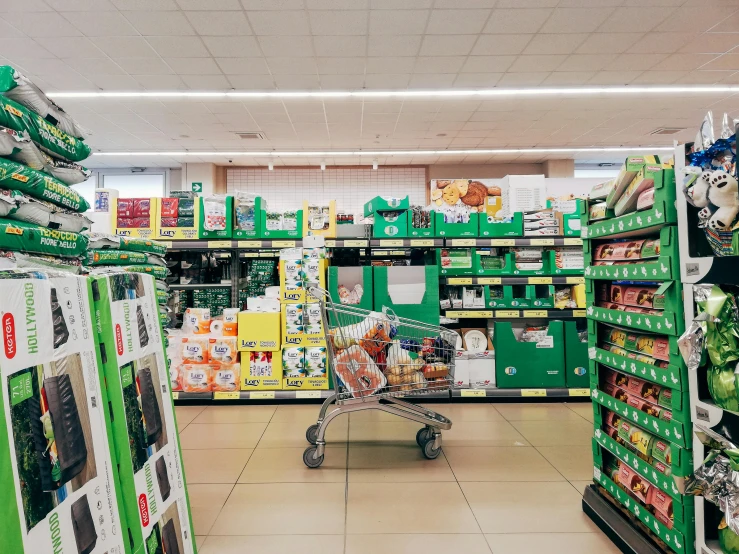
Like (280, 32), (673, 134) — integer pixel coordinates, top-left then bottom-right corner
(2, 0), (738, 168)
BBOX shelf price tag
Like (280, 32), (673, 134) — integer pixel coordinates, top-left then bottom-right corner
(238, 240), (262, 248)
(566, 277), (585, 284)
(528, 277), (552, 284)
(410, 239), (434, 247)
(564, 238), (582, 246)
(477, 277), (502, 285)
(242, 252), (259, 258)
(569, 388), (590, 397)
(521, 389), (547, 397)
(573, 309), (587, 317)
(272, 240), (296, 248)
(490, 239), (516, 247)
(214, 391), (240, 400)
(530, 238), (555, 246)
(451, 238), (476, 247)
(344, 240), (368, 247)
(324, 240), (336, 247)
(208, 240), (232, 248)
(523, 310), (548, 318)
(296, 391), (321, 399)
(448, 277), (473, 285)
(171, 392), (179, 400)
(447, 310), (492, 318)
(495, 310), (520, 318)
(461, 389), (486, 397)
(159, 241), (173, 248)
(380, 239), (404, 247)
(251, 391), (275, 400)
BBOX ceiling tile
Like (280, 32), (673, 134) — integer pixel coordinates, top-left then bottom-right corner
(274, 74), (321, 89)
(426, 9), (491, 34)
(497, 72), (550, 85)
(369, 10), (429, 35)
(681, 33), (739, 54)
(508, 55), (568, 72)
(408, 73), (457, 88)
(675, 70), (735, 84)
(10, 58), (73, 76)
(0, 0), (54, 11)
(575, 32), (643, 54)
(307, 0), (367, 7)
(658, 7), (734, 33)
(187, 10), (253, 35)
(496, 0), (558, 7)
(523, 33), (589, 55)
(366, 57), (416, 73)
(414, 56), (466, 74)
(164, 58), (222, 75)
(267, 57), (318, 75)
(540, 7), (615, 33)
(658, 53), (716, 71)
(473, 35), (534, 55)
(542, 71), (594, 85)
(240, 0), (304, 8)
(557, 53), (619, 71)
(461, 55), (516, 73)
(111, 0), (178, 8)
(88, 74), (144, 90)
(226, 74), (276, 88)
(710, 12), (739, 33)
(435, 0), (498, 7)
(483, 8), (552, 34)
(215, 57), (269, 74)
(368, 35), (422, 57)
(248, 10), (310, 35)
(0, 38), (56, 59)
(363, 73), (411, 88)
(628, 32), (701, 54)
(320, 74), (366, 88)
(419, 35), (477, 56)
(631, 70), (689, 84)
(89, 37), (158, 58)
(181, 74), (232, 89)
(62, 11), (138, 36)
(587, 70), (643, 84)
(701, 53), (739, 71)
(147, 36), (210, 57)
(609, 53), (669, 71)
(63, 58), (126, 76)
(316, 57), (365, 74)
(599, 7), (674, 32)
(370, 0), (432, 7)
(122, 11), (195, 35)
(177, 0), (242, 8)
(309, 10), (368, 35)
(202, 36), (261, 57)
(258, 36), (314, 57)
(4, 11), (82, 37)
(116, 58), (174, 75)
(313, 36), (367, 57)
(35, 37), (105, 58)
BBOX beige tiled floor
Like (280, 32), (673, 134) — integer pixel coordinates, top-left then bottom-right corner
(178, 401), (620, 554)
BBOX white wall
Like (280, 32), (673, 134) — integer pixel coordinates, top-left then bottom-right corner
(182, 163), (216, 195)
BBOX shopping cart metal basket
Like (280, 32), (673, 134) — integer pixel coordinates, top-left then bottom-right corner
(303, 288), (457, 468)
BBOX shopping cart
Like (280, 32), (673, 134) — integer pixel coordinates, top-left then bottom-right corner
(303, 287), (457, 468)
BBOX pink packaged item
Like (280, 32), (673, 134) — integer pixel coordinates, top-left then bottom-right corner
(647, 488), (674, 527)
(132, 217), (151, 228)
(182, 363), (214, 392)
(334, 345), (386, 398)
(652, 507), (673, 530)
(117, 217), (134, 228)
(627, 395), (663, 419)
(117, 198), (134, 217)
(637, 187), (655, 211)
(161, 197), (179, 218)
(161, 217), (178, 227)
(133, 198), (151, 217)
(603, 368), (629, 388)
(603, 382), (629, 403)
(626, 376), (661, 404)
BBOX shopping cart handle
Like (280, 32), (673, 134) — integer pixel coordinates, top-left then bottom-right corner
(308, 286), (331, 301)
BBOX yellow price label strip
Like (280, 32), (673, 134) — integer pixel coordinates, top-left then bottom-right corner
(296, 391), (322, 399)
(410, 239), (435, 246)
(490, 239), (516, 246)
(251, 391), (276, 400)
(564, 238), (583, 245)
(566, 277), (585, 284)
(521, 389), (547, 397)
(461, 389), (486, 397)
(446, 310), (493, 318)
(528, 277), (552, 284)
(380, 239), (404, 247)
(208, 240), (232, 248)
(495, 310), (520, 318)
(523, 310), (548, 318)
(447, 277), (473, 285)
(237, 240), (263, 248)
(477, 277), (502, 285)
(272, 240), (296, 248)
(171, 391), (179, 400)
(569, 388), (591, 397)
(573, 309), (587, 317)
(530, 238), (555, 246)
(449, 238), (475, 247)
(344, 239), (368, 247)
(324, 240), (336, 247)
(214, 391), (240, 400)
(242, 252), (259, 258)
(159, 240), (173, 248)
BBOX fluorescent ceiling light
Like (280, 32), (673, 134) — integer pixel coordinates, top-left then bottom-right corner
(49, 85), (739, 100)
(92, 146), (674, 157)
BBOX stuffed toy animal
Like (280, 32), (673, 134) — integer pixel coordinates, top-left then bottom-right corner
(692, 169), (739, 231)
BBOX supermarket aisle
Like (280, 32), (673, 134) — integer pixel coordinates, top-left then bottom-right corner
(176, 402), (619, 554)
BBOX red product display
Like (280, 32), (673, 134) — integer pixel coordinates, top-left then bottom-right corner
(132, 217), (151, 228)
(117, 198), (134, 218)
(603, 382), (629, 403)
(626, 376), (662, 404)
(133, 198), (151, 217)
(161, 217), (178, 227)
(627, 395), (663, 419)
(117, 217), (134, 228)
(161, 197), (179, 218)
(647, 488), (674, 528)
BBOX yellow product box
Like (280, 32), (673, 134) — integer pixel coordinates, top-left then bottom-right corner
(303, 200), (336, 238)
(281, 302), (325, 346)
(240, 351), (282, 390)
(112, 196), (159, 239)
(485, 195), (503, 221)
(282, 342), (328, 390)
(237, 311), (281, 351)
(279, 258), (326, 304)
(156, 196), (201, 240)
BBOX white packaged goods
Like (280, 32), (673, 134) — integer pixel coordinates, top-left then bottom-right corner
(305, 303), (323, 334)
(0, 270), (127, 554)
(305, 347), (327, 377)
(282, 347), (305, 377)
(91, 271), (196, 554)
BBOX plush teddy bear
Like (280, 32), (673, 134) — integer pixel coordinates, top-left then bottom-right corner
(692, 169), (739, 231)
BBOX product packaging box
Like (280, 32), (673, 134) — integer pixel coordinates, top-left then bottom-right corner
(434, 212), (479, 237)
(279, 252), (325, 304)
(494, 321), (566, 388)
(437, 248), (474, 276)
(0, 272), (130, 554)
(198, 195), (233, 239)
(407, 208), (435, 238)
(114, 197), (159, 239)
(373, 210), (409, 239)
(373, 265), (440, 325)
(453, 350), (470, 388)
(564, 321), (589, 388)
(90, 271), (196, 554)
(281, 303), (324, 346)
(237, 312), (281, 351)
(282, 345), (329, 390)
(157, 196), (200, 240)
(241, 351), (281, 390)
(479, 212), (524, 237)
(363, 195), (409, 217)
(233, 195), (263, 239)
(469, 351), (496, 389)
(303, 200), (336, 238)
(328, 266), (373, 311)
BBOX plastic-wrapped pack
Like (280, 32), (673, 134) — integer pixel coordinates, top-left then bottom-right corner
(0, 125), (46, 169)
(0, 219), (87, 258)
(202, 195), (227, 231)
(211, 363), (240, 392)
(235, 192), (257, 230)
(0, 158), (89, 212)
(335, 345), (386, 398)
(182, 364), (214, 392)
(9, 191), (92, 233)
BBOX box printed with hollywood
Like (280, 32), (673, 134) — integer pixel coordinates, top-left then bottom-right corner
(91, 271), (195, 554)
(0, 271), (127, 554)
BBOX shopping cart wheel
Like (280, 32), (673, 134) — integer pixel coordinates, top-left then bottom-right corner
(416, 427), (433, 447)
(303, 446), (324, 468)
(306, 424), (319, 445)
(422, 438), (442, 460)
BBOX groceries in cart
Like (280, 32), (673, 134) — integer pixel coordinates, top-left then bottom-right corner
(328, 308), (455, 398)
